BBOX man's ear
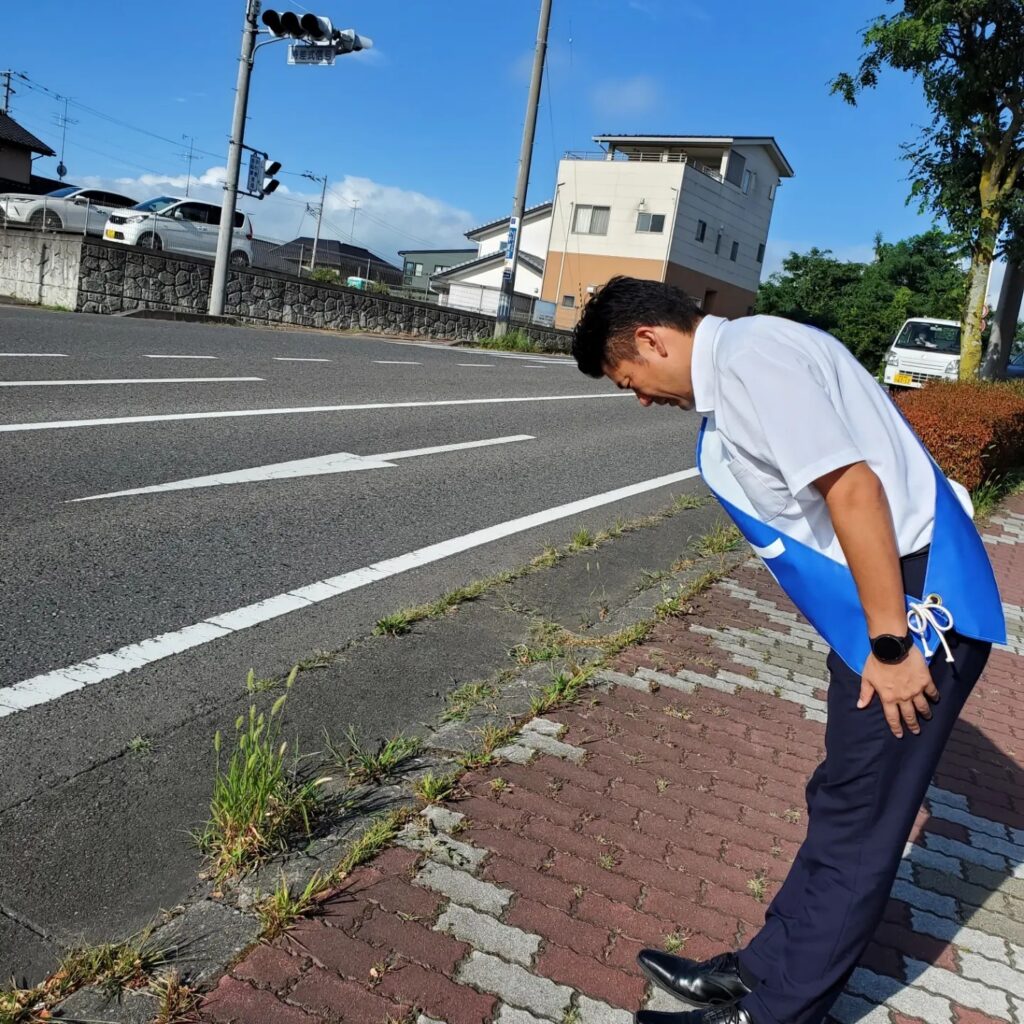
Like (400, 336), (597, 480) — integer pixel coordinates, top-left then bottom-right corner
(635, 324), (668, 358)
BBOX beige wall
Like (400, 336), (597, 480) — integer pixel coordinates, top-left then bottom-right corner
(0, 147), (31, 184)
(541, 251), (667, 330)
(664, 261), (756, 318)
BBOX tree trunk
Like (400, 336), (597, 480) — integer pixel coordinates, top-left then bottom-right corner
(960, 246), (994, 378)
(980, 259), (1024, 379)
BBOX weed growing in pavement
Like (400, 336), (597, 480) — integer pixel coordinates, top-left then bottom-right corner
(325, 726), (421, 783)
(663, 931), (688, 953)
(656, 777), (671, 793)
(475, 329), (538, 353)
(529, 668), (592, 715)
(636, 568), (672, 592)
(257, 871), (328, 940)
(413, 771), (458, 804)
(198, 669), (331, 881)
(747, 870), (769, 902)
(295, 649), (334, 671)
(245, 668), (279, 694)
(374, 612), (412, 636)
(561, 1008), (583, 1024)
(597, 852), (617, 870)
(569, 526), (597, 550)
(442, 680), (498, 722)
(338, 809), (410, 875)
(695, 522), (743, 557)
(456, 721), (518, 769)
(489, 777), (508, 794)
(972, 469), (1024, 520)
(150, 970), (202, 1023)
(671, 492), (710, 511)
(127, 735), (152, 755)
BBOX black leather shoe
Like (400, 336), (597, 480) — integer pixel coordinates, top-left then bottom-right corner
(637, 950), (751, 1008)
(635, 1003), (754, 1023)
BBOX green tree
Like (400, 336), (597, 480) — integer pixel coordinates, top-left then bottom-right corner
(832, 0), (1024, 379)
(756, 231), (967, 371)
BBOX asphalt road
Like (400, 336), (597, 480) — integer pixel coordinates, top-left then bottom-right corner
(0, 305), (706, 981)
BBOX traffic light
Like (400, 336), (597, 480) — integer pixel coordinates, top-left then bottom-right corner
(262, 159), (282, 197)
(262, 9), (333, 40)
(333, 28), (372, 53)
(300, 14), (333, 40)
(245, 149), (281, 199)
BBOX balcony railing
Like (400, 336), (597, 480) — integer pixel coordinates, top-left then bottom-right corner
(562, 150), (725, 183)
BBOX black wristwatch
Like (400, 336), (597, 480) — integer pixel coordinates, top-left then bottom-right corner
(870, 632), (914, 664)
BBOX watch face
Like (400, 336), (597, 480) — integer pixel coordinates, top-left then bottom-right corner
(873, 634), (907, 662)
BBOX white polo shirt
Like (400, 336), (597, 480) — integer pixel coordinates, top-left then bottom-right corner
(690, 314), (967, 563)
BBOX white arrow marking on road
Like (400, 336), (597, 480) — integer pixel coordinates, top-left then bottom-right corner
(0, 466), (701, 717)
(0, 392), (628, 433)
(69, 434), (535, 502)
(0, 377), (262, 387)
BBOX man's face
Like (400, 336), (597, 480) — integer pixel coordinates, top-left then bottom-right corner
(602, 326), (694, 409)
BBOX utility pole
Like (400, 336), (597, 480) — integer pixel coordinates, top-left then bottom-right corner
(182, 135), (196, 197)
(495, 0), (552, 337)
(303, 171), (328, 270)
(1, 70), (14, 115)
(350, 198), (360, 240)
(209, 0), (260, 317)
(53, 95), (76, 180)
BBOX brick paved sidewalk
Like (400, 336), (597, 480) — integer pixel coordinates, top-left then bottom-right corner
(202, 494), (1024, 1024)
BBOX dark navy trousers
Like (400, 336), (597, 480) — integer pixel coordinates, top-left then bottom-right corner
(736, 550), (991, 1024)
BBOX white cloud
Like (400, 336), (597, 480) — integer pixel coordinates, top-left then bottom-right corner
(590, 75), (661, 118)
(79, 166), (476, 265)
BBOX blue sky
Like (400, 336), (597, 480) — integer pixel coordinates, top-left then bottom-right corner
(2, 0), (965, 280)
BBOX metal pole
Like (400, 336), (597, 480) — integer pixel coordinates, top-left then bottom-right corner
(209, 0), (259, 317)
(350, 199), (360, 240)
(495, 0), (552, 337)
(310, 175), (327, 271)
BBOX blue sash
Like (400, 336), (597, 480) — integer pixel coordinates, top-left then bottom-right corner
(696, 418), (1006, 674)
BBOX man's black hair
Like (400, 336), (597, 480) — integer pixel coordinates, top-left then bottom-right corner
(571, 276), (703, 378)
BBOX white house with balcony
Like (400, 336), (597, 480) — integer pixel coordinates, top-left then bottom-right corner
(430, 201), (552, 317)
(541, 135), (794, 329)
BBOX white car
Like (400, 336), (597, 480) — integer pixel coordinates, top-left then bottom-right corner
(882, 317), (961, 390)
(103, 196), (254, 266)
(0, 185), (137, 235)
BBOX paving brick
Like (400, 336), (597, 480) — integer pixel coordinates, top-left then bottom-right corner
(494, 1006), (550, 1024)
(482, 854), (577, 911)
(437, 902), (541, 966)
(547, 851), (643, 905)
(576, 993), (635, 1024)
(371, 846), (422, 877)
(453, 794), (529, 831)
(415, 860), (512, 915)
(286, 966), (411, 1023)
(231, 944), (303, 991)
(639, 888), (738, 944)
(284, 920), (380, 981)
(701, 881), (770, 929)
(575, 890), (677, 945)
(378, 959), (497, 1024)
(502, 785), (587, 829)
(397, 826), (488, 874)
(951, 1004), (1013, 1024)
(536, 943), (647, 1011)
(847, 967), (953, 1023)
(357, 906), (469, 974)
(505, 896), (609, 958)
(459, 825), (550, 870)
(456, 951), (572, 1020)
(358, 876), (446, 921)
(580, 817), (671, 863)
(903, 958), (1010, 1019)
(957, 950), (1024, 999)
(202, 977), (319, 1024)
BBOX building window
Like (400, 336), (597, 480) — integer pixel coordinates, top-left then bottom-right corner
(561, 294), (576, 308)
(730, 241), (739, 262)
(414, 263), (424, 276)
(404, 261), (416, 276)
(715, 232), (723, 256)
(434, 265), (449, 274)
(757, 243), (765, 263)
(573, 205), (610, 235)
(695, 219), (707, 243)
(636, 212), (665, 233)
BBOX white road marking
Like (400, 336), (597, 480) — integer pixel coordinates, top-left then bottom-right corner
(0, 377), (262, 387)
(70, 435), (534, 501)
(458, 363), (494, 367)
(0, 392), (626, 433)
(0, 353), (68, 358)
(374, 360), (421, 365)
(144, 354), (218, 360)
(1, 466), (701, 717)
(273, 357), (332, 363)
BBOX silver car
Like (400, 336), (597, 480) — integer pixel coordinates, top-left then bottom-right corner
(0, 185), (137, 235)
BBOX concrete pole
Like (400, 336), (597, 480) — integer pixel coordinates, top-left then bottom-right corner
(209, 0), (259, 317)
(310, 175), (327, 271)
(981, 259), (1024, 379)
(495, 0), (552, 337)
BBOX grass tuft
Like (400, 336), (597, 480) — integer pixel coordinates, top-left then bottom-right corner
(413, 771), (458, 804)
(475, 329), (538, 353)
(198, 669), (331, 881)
(442, 680), (498, 722)
(325, 727), (421, 783)
(374, 612), (412, 636)
(695, 522), (742, 557)
(257, 871), (328, 940)
(150, 969), (202, 1023)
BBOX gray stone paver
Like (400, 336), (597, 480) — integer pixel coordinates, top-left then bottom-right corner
(494, 1006), (553, 1024)
(847, 967), (953, 1023)
(903, 957), (1009, 1017)
(414, 860), (512, 915)
(436, 903), (541, 966)
(396, 826), (488, 873)
(457, 951), (573, 1020)
(576, 994), (634, 1023)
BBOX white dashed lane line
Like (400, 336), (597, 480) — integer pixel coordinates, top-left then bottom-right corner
(457, 363), (495, 367)
(374, 360), (421, 365)
(0, 353), (68, 358)
(144, 354), (218, 360)
(0, 377), (263, 387)
(273, 357), (332, 363)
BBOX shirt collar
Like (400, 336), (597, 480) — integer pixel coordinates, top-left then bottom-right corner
(691, 314), (726, 414)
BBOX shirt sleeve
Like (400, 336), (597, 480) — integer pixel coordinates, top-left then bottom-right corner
(718, 345), (865, 496)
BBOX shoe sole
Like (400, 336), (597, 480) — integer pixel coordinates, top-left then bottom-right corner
(637, 960), (742, 1010)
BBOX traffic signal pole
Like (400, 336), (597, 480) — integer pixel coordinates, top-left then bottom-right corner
(209, 0), (260, 317)
(494, 0), (552, 338)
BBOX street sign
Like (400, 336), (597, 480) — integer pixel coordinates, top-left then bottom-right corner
(288, 42), (337, 65)
(247, 150), (263, 195)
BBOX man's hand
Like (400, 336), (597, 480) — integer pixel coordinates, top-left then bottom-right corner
(858, 646), (940, 737)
